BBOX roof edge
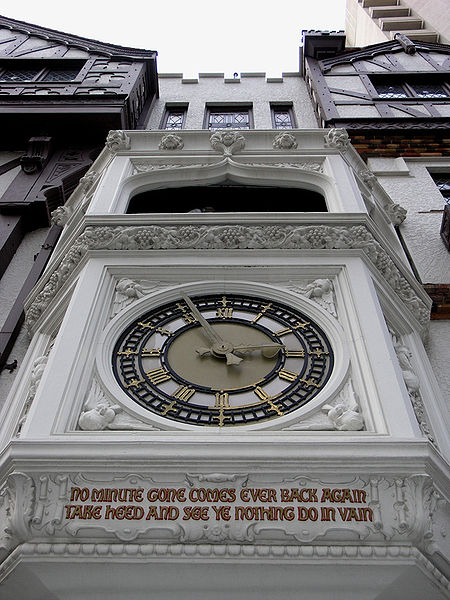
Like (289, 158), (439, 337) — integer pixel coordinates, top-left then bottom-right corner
(0, 14), (157, 60)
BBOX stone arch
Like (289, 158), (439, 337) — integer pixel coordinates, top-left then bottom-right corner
(112, 159), (337, 214)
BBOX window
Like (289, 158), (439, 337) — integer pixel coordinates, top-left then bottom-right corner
(206, 106), (252, 129)
(271, 104), (295, 129)
(127, 184), (327, 214)
(371, 77), (449, 99)
(373, 82), (408, 99)
(431, 173), (450, 205)
(0, 61), (83, 83)
(161, 106), (187, 130)
(43, 68), (81, 82)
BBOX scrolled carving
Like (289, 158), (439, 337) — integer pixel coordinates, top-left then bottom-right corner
(284, 377), (364, 431)
(389, 328), (435, 445)
(0, 472), (35, 557)
(111, 278), (163, 318)
(324, 127), (351, 151)
(287, 278), (337, 318)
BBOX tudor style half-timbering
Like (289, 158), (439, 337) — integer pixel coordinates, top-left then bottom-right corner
(302, 29), (450, 377)
(302, 31), (450, 131)
(0, 16), (158, 377)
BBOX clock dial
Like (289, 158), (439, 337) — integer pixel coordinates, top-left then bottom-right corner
(112, 293), (334, 427)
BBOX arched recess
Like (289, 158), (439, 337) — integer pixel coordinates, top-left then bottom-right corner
(112, 159), (337, 214)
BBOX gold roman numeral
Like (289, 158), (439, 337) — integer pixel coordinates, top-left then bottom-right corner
(275, 321), (310, 336)
(213, 392), (230, 427)
(146, 368), (171, 384)
(286, 349), (305, 358)
(173, 385), (195, 402)
(216, 307), (233, 318)
(278, 369), (298, 382)
(254, 386), (270, 401)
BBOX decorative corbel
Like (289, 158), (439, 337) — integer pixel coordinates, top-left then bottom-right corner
(20, 137), (53, 174)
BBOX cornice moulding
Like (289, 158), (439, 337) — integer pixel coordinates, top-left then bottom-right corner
(23, 219), (431, 335)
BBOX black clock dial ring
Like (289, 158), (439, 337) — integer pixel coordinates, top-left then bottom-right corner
(112, 293), (334, 427)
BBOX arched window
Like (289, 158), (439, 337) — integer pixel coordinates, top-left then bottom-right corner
(127, 183), (327, 213)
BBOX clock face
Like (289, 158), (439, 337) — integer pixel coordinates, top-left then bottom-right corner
(112, 293), (334, 427)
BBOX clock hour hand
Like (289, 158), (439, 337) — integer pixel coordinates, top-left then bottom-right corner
(232, 342), (285, 358)
(196, 342), (284, 361)
(182, 294), (243, 365)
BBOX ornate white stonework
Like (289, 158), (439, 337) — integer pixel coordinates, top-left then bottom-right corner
(24, 222), (430, 332)
(105, 130), (131, 153)
(210, 130), (245, 155)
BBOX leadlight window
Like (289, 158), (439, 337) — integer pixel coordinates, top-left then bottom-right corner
(411, 82), (448, 99)
(271, 104), (295, 129)
(431, 173), (450, 205)
(373, 82), (408, 99)
(0, 62), (83, 83)
(371, 77), (449, 100)
(44, 68), (81, 82)
(206, 107), (251, 129)
(0, 68), (41, 82)
(162, 106), (187, 129)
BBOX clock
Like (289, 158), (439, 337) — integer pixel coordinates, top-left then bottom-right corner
(112, 292), (334, 427)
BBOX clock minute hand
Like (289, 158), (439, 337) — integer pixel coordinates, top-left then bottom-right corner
(182, 294), (242, 365)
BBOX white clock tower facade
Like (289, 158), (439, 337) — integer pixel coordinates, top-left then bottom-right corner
(0, 124), (448, 599)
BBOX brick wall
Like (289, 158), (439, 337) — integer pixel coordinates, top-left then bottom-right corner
(349, 132), (450, 160)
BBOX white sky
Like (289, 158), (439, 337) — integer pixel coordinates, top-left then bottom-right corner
(0, 0), (347, 77)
